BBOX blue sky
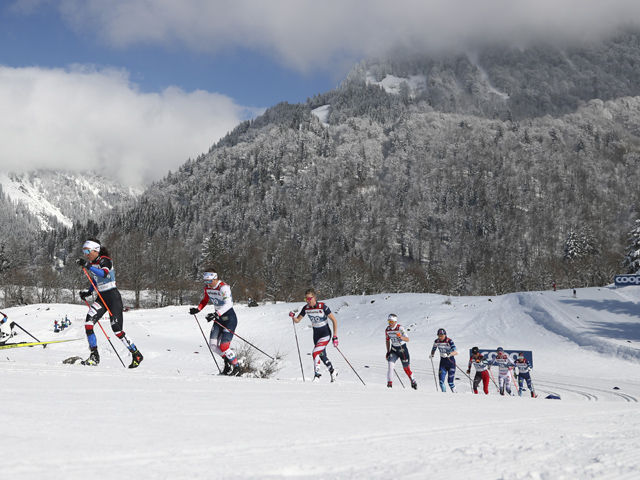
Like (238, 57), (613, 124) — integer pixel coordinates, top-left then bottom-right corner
(0, 2), (340, 109)
(1, 1), (639, 185)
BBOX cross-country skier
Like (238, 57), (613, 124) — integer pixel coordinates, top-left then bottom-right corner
(467, 346), (490, 394)
(430, 328), (458, 392)
(0, 313), (15, 344)
(76, 239), (143, 368)
(289, 289), (338, 382)
(189, 268), (240, 376)
(385, 314), (417, 390)
(514, 352), (537, 398)
(489, 347), (515, 395)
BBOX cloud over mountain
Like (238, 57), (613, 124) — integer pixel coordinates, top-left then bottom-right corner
(0, 64), (257, 185)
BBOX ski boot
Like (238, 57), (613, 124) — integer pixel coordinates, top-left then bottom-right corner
(411, 379), (418, 390)
(81, 347), (100, 366)
(313, 373), (322, 381)
(330, 367), (337, 383)
(387, 381), (393, 388)
(221, 357), (232, 375)
(228, 361), (241, 377)
(128, 349), (143, 368)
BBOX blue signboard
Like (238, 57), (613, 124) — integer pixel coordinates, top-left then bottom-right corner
(469, 349), (533, 368)
(614, 275), (640, 287)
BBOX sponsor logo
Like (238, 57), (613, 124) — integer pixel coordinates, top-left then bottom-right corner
(614, 275), (640, 285)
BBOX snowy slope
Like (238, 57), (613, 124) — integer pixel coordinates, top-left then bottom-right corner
(0, 171), (143, 230)
(0, 172), (73, 228)
(2, 286), (640, 479)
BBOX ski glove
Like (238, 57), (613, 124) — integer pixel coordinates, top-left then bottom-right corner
(332, 336), (339, 347)
(206, 312), (219, 323)
(441, 352), (449, 358)
(288, 311), (295, 318)
(79, 290), (92, 301)
(189, 307), (200, 315)
(386, 352), (390, 360)
(76, 258), (87, 267)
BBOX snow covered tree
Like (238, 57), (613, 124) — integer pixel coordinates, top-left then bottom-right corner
(622, 220), (640, 274)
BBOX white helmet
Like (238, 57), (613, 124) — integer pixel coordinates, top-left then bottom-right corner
(203, 272), (218, 283)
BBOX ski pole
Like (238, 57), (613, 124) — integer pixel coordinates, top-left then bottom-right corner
(509, 369), (519, 396)
(290, 315), (305, 382)
(456, 364), (473, 382)
(488, 368), (500, 393)
(1, 310), (41, 344)
(394, 369), (406, 388)
(335, 346), (366, 386)
(12, 321), (42, 344)
(192, 314), (222, 374)
(81, 270), (126, 368)
(430, 356), (439, 391)
(211, 317), (275, 360)
(455, 365), (473, 392)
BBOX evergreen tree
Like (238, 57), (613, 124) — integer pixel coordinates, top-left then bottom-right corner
(622, 220), (640, 274)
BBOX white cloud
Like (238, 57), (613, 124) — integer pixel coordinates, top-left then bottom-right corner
(33, 0), (640, 72)
(0, 64), (258, 185)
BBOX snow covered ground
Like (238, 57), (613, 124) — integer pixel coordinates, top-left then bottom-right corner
(2, 286), (640, 479)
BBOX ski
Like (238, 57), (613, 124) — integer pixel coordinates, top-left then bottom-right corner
(0, 338), (81, 350)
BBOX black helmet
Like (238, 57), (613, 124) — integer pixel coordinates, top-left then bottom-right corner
(471, 346), (479, 354)
(437, 328), (446, 336)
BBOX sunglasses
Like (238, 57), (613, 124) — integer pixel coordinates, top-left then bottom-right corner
(304, 297), (315, 302)
(204, 279), (213, 284)
(82, 249), (92, 255)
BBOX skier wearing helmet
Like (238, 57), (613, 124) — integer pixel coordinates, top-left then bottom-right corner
(189, 268), (240, 376)
(75, 238), (143, 368)
(467, 346), (490, 394)
(430, 328), (458, 392)
(514, 352), (537, 398)
(385, 314), (417, 390)
(489, 347), (516, 395)
(289, 289), (338, 382)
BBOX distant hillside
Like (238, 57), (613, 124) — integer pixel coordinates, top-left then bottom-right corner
(16, 26), (640, 306)
(343, 27), (640, 121)
(0, 170), (143, 230)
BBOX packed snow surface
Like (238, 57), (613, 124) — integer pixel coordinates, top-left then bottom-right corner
(2, 286), (640, 479)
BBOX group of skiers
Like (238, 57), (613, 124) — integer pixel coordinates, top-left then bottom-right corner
(467, 346), (536, 397)
(21, 237), (537, 394)
(383, 318), (536, 396)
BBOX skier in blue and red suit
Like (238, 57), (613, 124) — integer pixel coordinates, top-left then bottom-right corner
(189, 268), (241, 376)
(430, 328), (458, 392)
(514, 352), (537, 398)
(290, 289), (338, 382)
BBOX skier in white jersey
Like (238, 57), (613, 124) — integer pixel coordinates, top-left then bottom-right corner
(189, 268), (240, 376)
(290, 289), (338, 382)
(489, 347), (516, 395)
(385, 314), (417, 390)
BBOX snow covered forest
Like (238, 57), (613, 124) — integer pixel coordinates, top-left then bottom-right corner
(4, 27), (640, 306)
